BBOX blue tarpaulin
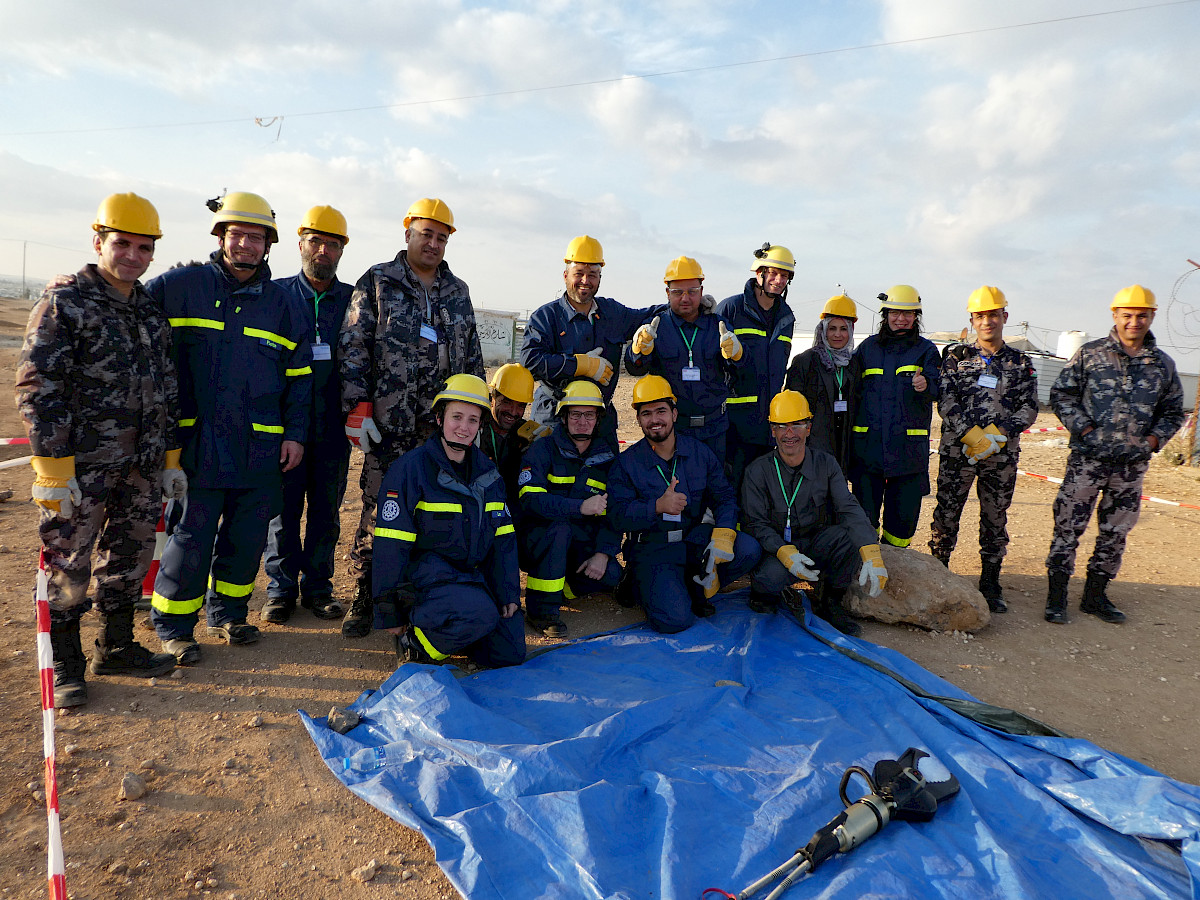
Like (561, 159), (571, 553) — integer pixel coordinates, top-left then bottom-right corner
(302, 596), (1200, 899)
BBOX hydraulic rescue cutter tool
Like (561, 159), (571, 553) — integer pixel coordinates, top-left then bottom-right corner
(702, 747), (961, 900)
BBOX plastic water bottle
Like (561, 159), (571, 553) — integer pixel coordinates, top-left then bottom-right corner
(341, 744), (415, 772)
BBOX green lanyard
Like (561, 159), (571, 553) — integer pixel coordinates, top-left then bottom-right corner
(773, 457), (804, 530)
(834, 366), (845, 401)
(676, 320), (698, 367)
(311, 288), (328, 344)
(656, 457), (678, 487)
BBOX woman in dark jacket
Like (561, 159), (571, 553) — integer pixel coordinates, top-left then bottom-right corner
(784, 292), (860, 474)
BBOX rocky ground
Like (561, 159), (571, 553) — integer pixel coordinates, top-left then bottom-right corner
(0, 292), (1197, 899)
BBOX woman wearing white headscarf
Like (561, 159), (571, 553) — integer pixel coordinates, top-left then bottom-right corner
(784, 293), (859, 474)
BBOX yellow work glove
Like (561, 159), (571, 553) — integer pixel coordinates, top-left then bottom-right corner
(516, 420), (554, 442)
(960, 425), (991, 464)
(692, 562), (720, 599)
(573, 348), (614, 386)
(983, 423), (1008, 446)
(161, 448), (188, 501)
(631, 315), (660, 357)
(708, 527), (737, 564)
(858, 544), (888, 598)
(718, 321), (743, 361)
(777, 544), (820, 580)
(31, 455), (83, 519)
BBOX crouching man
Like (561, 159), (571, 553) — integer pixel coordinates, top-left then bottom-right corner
(740, 391), (888, 636)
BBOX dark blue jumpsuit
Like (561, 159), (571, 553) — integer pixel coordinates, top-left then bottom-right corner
(147, 253), (312, 639)
(517, 425), (622, 621)
(372, 436), (526, 668)
(623, 309), (740, 467)
(264, 272), (352, 605)
(608, 433), (761, 633)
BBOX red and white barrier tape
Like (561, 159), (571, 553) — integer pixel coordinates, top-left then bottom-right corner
(1017, 469), (1200, 511)
(0, 437), (30, 445)
(35, 551), (68, 899)
(1021, 426), (1067, 434)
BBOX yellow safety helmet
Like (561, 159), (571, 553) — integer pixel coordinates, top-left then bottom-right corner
(433, 373), (490, 411)
(564, 235), (605, 267)
(404, 197), (455, 233)
(1110, 284), (1157, 310)
(298, 205), (348, 244)
(208, 191), (278, 243)
(821, 293), (858, 322)
(556, 380), (606, 414)
(631, 374), (677, 408)
(489, 364), (535, 404)
(663, 256), (704, 284)
(752, 243), (796, 275)
(878, 284), (921, 311)
(967, 285), (1007, 313)
(93, 192), (162, 239)
(768, 390), (813, 424)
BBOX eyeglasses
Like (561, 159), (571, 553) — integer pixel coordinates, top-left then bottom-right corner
(302, 235), (344, 252)
(771, 420), (812, 432)
(226, 228), (267, 247)
(667, 288), (702, 299)
(566, 409), (599, 421)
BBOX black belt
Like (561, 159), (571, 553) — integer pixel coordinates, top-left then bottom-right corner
(636, 529), (684, 544)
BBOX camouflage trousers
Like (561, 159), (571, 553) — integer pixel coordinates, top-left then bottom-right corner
(928, 450), (1018, 565)
(1045, 451), (1147, 578)
(348, 435), (421, 587)
(38, 458), (158, 626)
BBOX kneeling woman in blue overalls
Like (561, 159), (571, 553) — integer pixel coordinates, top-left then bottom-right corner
(372, 374), (526, 668)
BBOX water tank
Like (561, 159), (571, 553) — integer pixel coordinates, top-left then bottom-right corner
(1056, 331), (1088, 360)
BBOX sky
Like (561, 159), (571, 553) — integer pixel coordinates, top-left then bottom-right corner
(2, 0), (1200, 372)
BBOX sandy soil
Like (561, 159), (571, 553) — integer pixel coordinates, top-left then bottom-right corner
(0, 292), (1198, 899)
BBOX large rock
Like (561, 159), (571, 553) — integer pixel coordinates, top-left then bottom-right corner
(845, 546), (990, 632)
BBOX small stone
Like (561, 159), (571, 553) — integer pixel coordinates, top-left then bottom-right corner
(212, 713), (222, 722)
(118, 772), (148, 801)
(148, 677), (157, 686)
(351, 860), (379, 883)
(138, 759), (156, 772)
(206, 877), (219, 887)
(63, 744), (79, 757)
(223, 758), (237, 769)
(170, 669), (184, 680)
(327, 707), (360, 735)
(401, 869), (415, 881)
(245, 715), (264, 729)
(108, 861), (128, 875)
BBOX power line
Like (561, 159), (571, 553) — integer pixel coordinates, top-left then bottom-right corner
(0, 237), (84, 255)
(1, 0), (1194, 138)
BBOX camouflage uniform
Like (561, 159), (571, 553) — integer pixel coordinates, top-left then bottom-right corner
(15, 264), (177, 624)
(1046, 328), (1184, 578)
(929, 341), (1039, 564)
(339, 250), (484, 586)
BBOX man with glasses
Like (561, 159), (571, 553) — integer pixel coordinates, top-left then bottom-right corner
(515, 380), (622, 638)
(625, 256), (743, 467)
(338, 198), (485, 639)
(147, 192), (313, 665)
(262, 207), (354, 625)
(740, 391), (887, 636)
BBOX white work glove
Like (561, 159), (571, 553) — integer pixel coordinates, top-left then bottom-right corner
(346, 402), (383, 453)
(516, 420), (554, 442)
(573, 348), (614, 386)
(777, 544), (820, 580)
(632, 316), (660, 357)
(858, 545), (889, 598)
(718, 321), (743, 361)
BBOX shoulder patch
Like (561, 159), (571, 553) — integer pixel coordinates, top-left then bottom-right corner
(518, 468), (532, 485)
(380, 499), (401, 522)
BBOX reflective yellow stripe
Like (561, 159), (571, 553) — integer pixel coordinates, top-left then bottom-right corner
(286, 366), (312, 377)
(519, 485), (547, 498)
(376, 527), (416, 542)
(906, 429), (929, 436)
(209, 576), (254, 598)
(547, 474), (575, 484)
(415, 501), (462, 513)
(414, 626), (449, 661)
(853, 425), (869, 433)
(881, 529), (911, 548)
(495, 524), (515, 537)
(243, 327), (298, 350)
(863, 368), (884, 376)
(776, 335), (792, 343)
(252, 423), (284, 434)
(169, 317), (224, 331)
(179, 418), (197, 427)
(151, 591), (204, 615)
(727, 395), (758, 404)
(895, 365), (920, 375)
(485, 501), (506, 512)
(527, 575), (566, 592)
(734, 328), (766, 337)
(563, 583), (577, 601)
(585, 479), (606, 491)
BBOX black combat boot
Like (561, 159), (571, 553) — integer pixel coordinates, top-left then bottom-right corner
(747, 589), (779, 614)
(978, 560), (1007, 614)
(50, 620), (88, 708)
(613, 567), (637, 609)
(1044, 570), (1070, 624)
(341, 578), (374, 638)
(1080, 571), (1126, 624)
(823, 586), (862, 637)
(688, 579), (716, 618)
(89, 608), (177, 678)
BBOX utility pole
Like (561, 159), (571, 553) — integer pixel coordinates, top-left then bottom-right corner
(22, 240), (27, 298)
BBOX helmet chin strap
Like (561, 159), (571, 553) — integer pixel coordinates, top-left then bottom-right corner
(757, 271), (789, 303)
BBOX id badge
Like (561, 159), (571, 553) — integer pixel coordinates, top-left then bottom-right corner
(977, 374), (999, 389)
(833, 400), (848, 413)
(663, 512), (682, 523)
(311, 342), (332, 361)
(682, 366), (701, 382)
(783, 524), (792, 543)
(420, 323), (439, 344)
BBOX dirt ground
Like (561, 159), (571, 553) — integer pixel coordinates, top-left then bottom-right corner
(1, 291), (1198, 899)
